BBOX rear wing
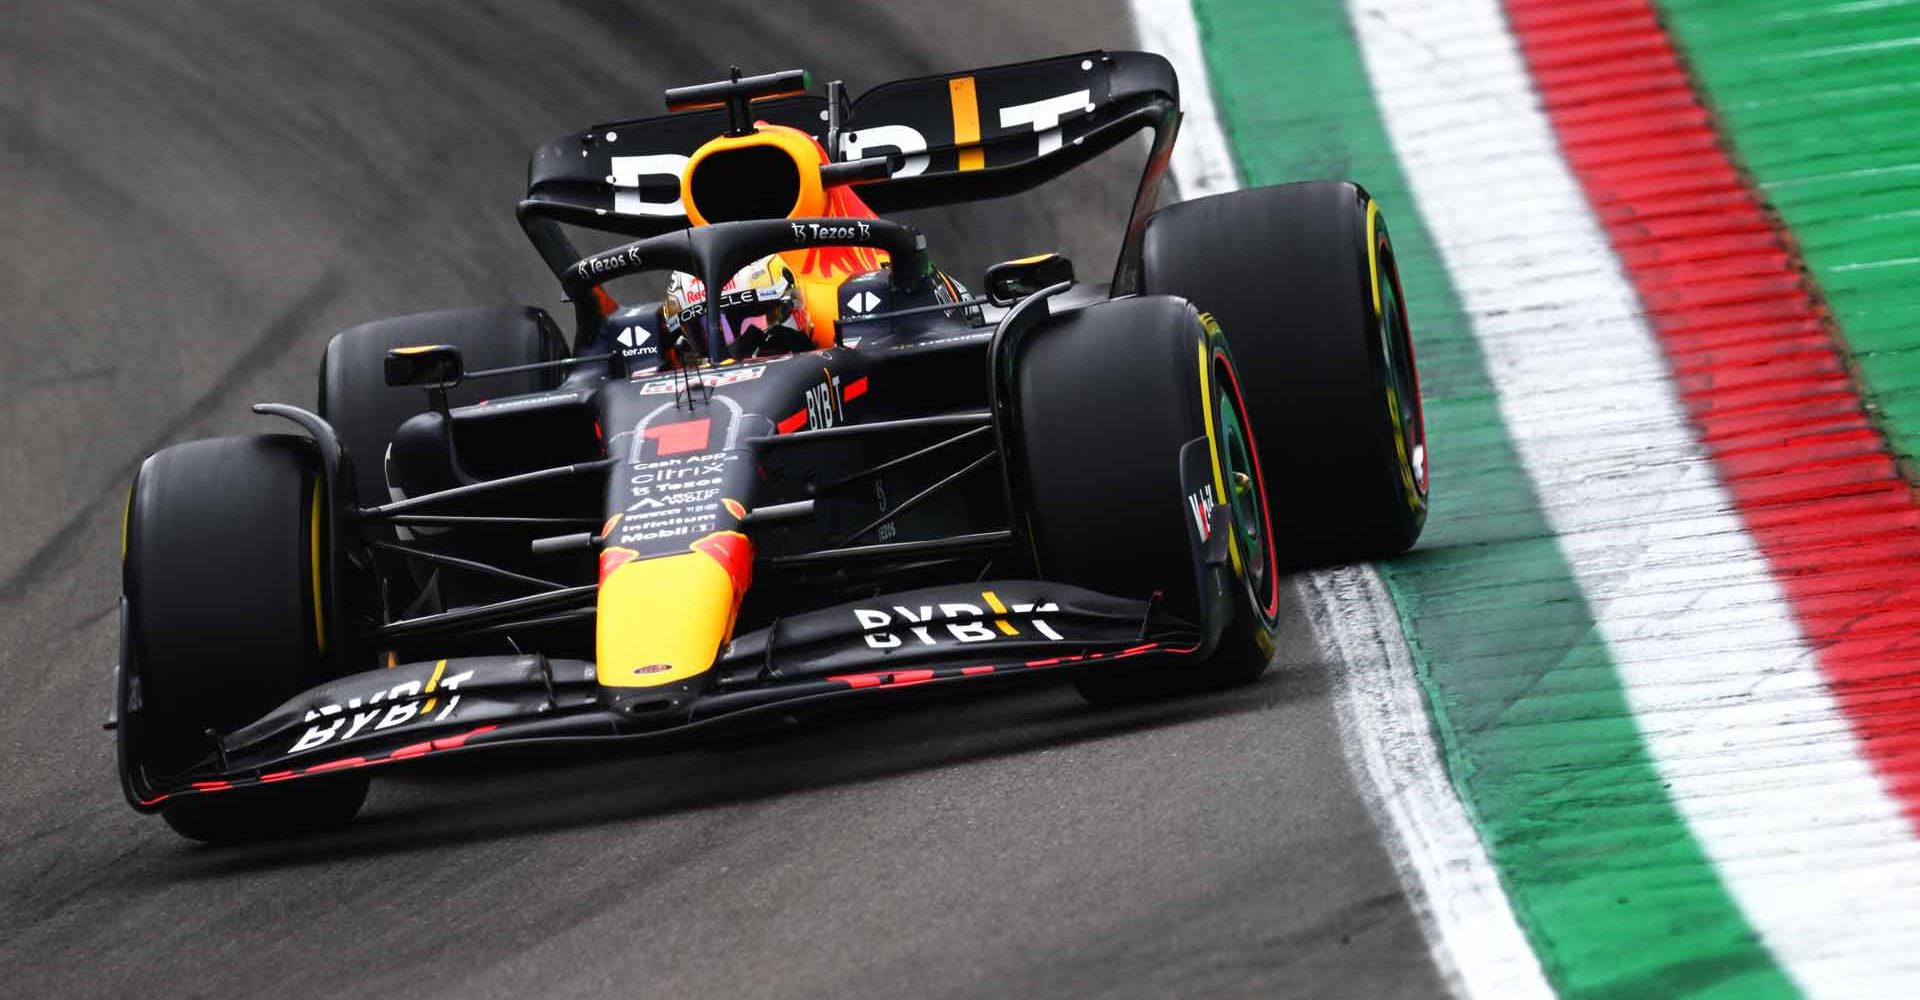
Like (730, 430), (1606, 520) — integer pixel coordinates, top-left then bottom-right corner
(519, 50), (1181, 298)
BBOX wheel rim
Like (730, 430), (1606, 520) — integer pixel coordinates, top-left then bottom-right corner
(1377, 241), (1428, 498)
(1215, 366), (1272, 617)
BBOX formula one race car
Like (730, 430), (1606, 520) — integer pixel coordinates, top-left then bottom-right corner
(113, 52), (1427, 841)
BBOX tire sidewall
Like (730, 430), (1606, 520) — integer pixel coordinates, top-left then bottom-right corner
(1199, 316), (1282, 668)
(122, 436), (329, 777)
(1366, 212), (1429, 527)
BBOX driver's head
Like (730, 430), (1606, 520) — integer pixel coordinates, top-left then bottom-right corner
(661, 254), (814, 360)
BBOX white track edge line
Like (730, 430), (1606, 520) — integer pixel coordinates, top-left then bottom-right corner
(1310, 567), (1557, 1000)
(1124, 0), (1242, 199)
(1123, 1), (1553, 996)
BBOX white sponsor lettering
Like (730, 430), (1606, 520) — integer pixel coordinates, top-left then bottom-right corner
(998, 90), (1090, 157)
(853, 597), (1063, 649)
(805, 373), (843, 430)
(288, 671), (474, 753)
(573, 246), (643, 282)
(609, 153), (690, 217)
(948, 621), (997, 643)
(636, 365), (766, 394)
(840, 124), (929, 177)
(789, 220), (872, 243)
(1187, 484), (1216, 541)
(628, 475), (723, 502)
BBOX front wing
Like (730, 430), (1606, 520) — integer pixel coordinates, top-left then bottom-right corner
(121, 581), (1206, 810)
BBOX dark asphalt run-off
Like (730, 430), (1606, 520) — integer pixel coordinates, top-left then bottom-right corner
(0, 3), (1446, 997)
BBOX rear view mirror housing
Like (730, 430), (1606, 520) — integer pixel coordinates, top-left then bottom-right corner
(985, 253), (1075, 307)
(384, 344), (465, 389)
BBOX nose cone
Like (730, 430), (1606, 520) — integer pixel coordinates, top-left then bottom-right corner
(595, 532), (753, 689)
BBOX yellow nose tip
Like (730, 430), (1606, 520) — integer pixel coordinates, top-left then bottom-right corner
(596, 552), (734, 688)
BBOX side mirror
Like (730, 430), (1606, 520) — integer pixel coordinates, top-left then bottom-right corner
(384, 344), (465, 389)
(985, 253), (1075, 307)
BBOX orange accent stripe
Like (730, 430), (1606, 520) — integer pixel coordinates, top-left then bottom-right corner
(598, 546), (639, 584)
(949, 77), (984, 171)
(667, 89), (808, 113)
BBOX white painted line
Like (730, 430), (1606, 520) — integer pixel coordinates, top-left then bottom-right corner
(1350, 1), (1920, 995)
(1126, 2), (1551, 996)
(1310, 567), (1556, 1000)
(1122, 0), (1242, 200)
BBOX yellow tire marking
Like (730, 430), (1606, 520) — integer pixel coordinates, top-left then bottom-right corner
(1366, 199), (1383, 316)
(949, 76), (984, 171)
(310, 478), (326, 653)
(1196, 334), (1245, 577)
(1364, 201), (1422, 510)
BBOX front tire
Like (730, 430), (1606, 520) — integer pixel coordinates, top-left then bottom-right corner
(1143, 181), (1428, 566)
(122, 435), (367, 841)
(1014, 297), (1282, 703)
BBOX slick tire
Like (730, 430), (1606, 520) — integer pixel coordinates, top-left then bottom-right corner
(123, 435), (368, 842)
(1142, 181), (1428, 566)
(318, 305), (568, 510)
(319, 305), (567, 615)
(1014, 297), (1283, 704)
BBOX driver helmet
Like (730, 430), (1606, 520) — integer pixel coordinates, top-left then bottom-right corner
(661, 254), (813, 360)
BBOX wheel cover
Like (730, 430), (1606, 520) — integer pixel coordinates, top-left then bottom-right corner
(1218, 399), (1266, 594)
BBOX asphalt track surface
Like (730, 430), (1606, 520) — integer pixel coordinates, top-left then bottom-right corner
(0, 3), (1448, 997)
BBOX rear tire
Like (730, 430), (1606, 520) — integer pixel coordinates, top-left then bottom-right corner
(319, 305), (567, 509)
(319, 306), (567, 617)
(1142, 181), (1427, 566)
(123, 435), (368, 842)
(1014, 297), (1283, 704)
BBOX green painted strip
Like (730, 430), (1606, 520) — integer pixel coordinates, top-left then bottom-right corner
(1659, 0), (1920, 474)
(1185, 1), (1796, 996)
